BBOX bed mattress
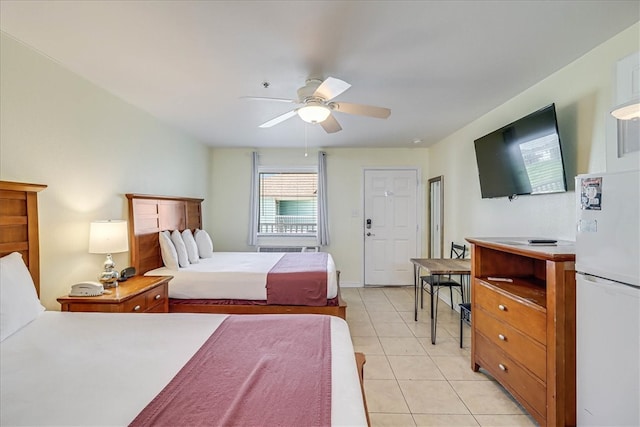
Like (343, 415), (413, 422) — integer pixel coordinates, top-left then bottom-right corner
(145, 251), (339, 300)
(0, 312), (366, 426)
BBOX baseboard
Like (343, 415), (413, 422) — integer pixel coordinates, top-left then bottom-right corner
(340, 281), (363, 288)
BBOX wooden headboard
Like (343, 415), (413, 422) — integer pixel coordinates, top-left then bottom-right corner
(0, 181), (47, 296)
(126, 194), (204, 275)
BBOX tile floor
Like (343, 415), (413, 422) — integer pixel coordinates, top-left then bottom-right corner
(341, 286), (537, 427)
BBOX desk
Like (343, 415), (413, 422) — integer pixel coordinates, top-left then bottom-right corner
(410, 258), (471, 344)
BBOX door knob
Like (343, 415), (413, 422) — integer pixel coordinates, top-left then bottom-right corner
(366, 232), (375, 236)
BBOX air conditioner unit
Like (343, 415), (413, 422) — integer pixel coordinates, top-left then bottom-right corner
(257, 246), (319, 253)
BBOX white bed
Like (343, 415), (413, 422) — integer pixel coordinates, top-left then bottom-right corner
(127, 193), (347, 318)
(0, 181), (367, 427)
(145, 251), (339, 300)
(1, 311), (366, 426)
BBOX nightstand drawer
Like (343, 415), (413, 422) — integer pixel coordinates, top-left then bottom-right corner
(475, 280), (546, 344)
(145, 282), (168, 311)
(123, 292), (148, 312)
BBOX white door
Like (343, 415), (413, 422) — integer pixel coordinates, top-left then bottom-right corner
(364, 169), (418, 285)
(429, 176), (443, 258)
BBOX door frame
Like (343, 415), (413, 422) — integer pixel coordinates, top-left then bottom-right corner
(427, 175), (444, 258)
(362, 166), (423, 286)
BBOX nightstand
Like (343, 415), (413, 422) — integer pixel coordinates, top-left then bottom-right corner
(57, 275), (172, 313)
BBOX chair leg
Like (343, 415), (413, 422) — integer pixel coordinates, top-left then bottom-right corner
(420, 281), (424, 309)
(460, 311), (464, 348)
(450, 286), (454, 310)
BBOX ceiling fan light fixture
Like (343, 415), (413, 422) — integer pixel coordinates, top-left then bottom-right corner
(298, 104), (331, 124)
(611, 98), (640, 120)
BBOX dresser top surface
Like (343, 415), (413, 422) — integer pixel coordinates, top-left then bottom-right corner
(466, 237), (575, 261)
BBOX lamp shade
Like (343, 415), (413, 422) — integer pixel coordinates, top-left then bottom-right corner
(89, 220), (129, 254)
(298, 103), (331, 124)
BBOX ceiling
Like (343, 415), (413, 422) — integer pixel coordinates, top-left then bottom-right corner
(1, 1), (638, 149)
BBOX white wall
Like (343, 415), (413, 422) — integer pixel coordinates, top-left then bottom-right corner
(428, 23), (640, 247)
(208, 147), (430, 286)
(2, 21), (637, 305)
(0, 34), (210, 309)
(208, 19), (638, 287)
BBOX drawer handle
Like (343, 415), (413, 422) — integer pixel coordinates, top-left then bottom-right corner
(133, 305), (141, 312)
(498, 334), (506, 341)
(498, 363), (507, 371)
(154, 294), (161, 300)
(498, 304), (506, 311)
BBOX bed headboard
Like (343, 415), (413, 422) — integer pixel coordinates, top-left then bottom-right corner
(0, 181), (47, 296)
(126, 194), (204, 275)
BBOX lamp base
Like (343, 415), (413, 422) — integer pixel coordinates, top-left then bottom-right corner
(99, 254), (120, 288)
(100, 273), (119, 288)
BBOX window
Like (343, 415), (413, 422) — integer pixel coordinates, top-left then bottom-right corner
(258, 172), (317, 235)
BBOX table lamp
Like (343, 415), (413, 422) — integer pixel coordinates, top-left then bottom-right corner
(89, 220), (129, 288)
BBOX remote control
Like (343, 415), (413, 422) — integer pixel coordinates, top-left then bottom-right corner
(528, 239), (557, 244)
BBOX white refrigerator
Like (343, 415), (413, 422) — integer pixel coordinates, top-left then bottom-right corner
(576, 169), (640, 426)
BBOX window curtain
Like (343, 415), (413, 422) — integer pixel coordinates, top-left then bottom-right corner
(248, 151), (259, 246)
(317, 151), (330, 246)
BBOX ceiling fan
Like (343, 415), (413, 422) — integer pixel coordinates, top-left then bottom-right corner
(243, 77), (391, 134)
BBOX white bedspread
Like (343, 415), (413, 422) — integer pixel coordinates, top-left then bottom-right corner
(0, 312), (366, 426)
(145, 251), (339, 300)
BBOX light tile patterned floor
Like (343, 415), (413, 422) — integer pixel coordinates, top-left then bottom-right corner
(342, 286), (537, 427)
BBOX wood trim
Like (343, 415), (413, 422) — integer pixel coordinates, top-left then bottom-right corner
(427, 175), (444, 258)
(169, 295), (347, 320)
(126, 193), (204, 203)
(355, 352), (371, 427)
(0, 180), (47, 296)
(0, 181), (47, 193)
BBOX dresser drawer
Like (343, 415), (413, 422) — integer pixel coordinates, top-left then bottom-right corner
(475, 333), (546, 423)
(475, 280), (546, 344)
(475, 307), (546, 382)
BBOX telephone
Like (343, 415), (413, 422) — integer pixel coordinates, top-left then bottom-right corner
(69, 281), (104, 297)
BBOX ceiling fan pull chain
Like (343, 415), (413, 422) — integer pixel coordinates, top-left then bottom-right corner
(304, 123), (308, 157)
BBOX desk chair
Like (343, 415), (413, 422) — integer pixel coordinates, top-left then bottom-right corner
(420, 243), (467, 319)
(459, 302), (471, 348)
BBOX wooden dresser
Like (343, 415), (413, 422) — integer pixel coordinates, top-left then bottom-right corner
(58, 276), (171, 313)
(466, 238), (576, 427)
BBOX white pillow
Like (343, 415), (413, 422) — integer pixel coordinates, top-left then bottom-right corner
(159, 231), (179, 270)
(194, 229), (214, 258)
(182, 229), (199, 264)
(170, 230), (190, 268)
(1, 252), (45, 342)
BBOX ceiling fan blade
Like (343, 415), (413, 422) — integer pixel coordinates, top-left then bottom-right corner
(240, 96), (296, 103)
(314, 77), (351, 101)
(259, 110), (298, 128)
(332, 102), (391, 119)
(320, 114), (342, 134)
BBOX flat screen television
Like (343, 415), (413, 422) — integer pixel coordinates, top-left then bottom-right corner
(474, 103), (567, 199)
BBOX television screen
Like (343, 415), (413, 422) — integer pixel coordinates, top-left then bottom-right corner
(474, 104), (567, 199)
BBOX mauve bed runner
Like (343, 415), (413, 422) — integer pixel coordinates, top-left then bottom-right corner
(130, 314), (332, 427)
(266, 252), (329, 306)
